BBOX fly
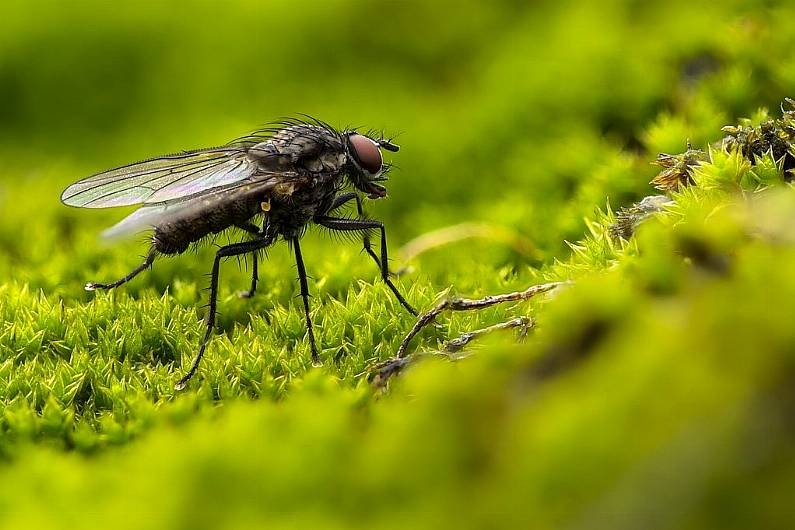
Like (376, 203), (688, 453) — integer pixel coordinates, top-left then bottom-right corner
(61, 117), (417, 390)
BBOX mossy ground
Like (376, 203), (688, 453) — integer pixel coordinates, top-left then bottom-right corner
(1, 1), (795, 527)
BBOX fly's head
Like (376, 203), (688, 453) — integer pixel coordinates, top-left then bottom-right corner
(344, 132), (399, 199)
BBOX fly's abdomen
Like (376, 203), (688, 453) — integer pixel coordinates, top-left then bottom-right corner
(153, 188), (264, 254)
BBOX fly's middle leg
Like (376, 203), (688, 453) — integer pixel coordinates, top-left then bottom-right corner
(235, 220), (264, 299)
(237, 252), (258, 299)
(85, 246), (157, 292)
(292, 237), (320, 365)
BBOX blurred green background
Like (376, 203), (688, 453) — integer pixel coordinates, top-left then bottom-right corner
(3, 0), (794, 268)
(1, 0), (795, 528)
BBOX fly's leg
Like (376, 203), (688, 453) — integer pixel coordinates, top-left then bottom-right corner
(238, 252), (258, 299)
(85, 246), (157, 291)
(235, 221), (263, 299)
(175, 234), (274, 391)
(314, 215), (418, 316)
(327, 193), (383, 271)
(328, 192), (359, 213)
(292, 237), (320, 365)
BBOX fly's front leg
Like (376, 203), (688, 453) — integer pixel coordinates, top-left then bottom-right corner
(315, 215), (417, 316)
(328, 192), (359, 213)
(85, 246), (157, 291)
(328, 193), (382, 270)
(175, 234), (274, 390)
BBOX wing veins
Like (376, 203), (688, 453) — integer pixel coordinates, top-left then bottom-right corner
(80, 156), (243, 207)
(75, 146), (248, 184)
(101, 175), (286, 239)
(68, 153), (234, 195)
(145, 158), (249, 203)
(64, 158), (231, 206)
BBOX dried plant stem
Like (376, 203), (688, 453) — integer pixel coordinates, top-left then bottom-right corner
(395, 222), (537, 275)
(444, 316), (532, 353)
(370, 316), (535, 388)
(397, 281), (567, 358)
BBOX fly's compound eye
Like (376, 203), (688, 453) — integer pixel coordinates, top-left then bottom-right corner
(349, 134), (382, 175)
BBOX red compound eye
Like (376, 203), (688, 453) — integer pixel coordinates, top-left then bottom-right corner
(349, 134), (382, 174)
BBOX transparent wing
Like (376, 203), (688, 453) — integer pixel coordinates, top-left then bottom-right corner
(101, 203), (174, 240)
(61, 146), (260, 208)
(99, 176), (290, 240)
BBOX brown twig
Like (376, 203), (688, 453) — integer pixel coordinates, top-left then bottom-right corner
(444, 316), (532, 352)
(396, 281), (567, 358)
(370, 316), (537, 388)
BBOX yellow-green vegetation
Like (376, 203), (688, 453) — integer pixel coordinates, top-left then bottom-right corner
(1, 0), (795, 527)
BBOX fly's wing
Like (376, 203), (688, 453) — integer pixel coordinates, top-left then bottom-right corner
(100, 203), (174, 240)
(61, 121), (342, 209)
(61, 145), (267, 208)
(99, 175), (290, 240)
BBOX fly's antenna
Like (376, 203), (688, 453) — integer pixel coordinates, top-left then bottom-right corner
(378, 139), (400, 152)
(376, 129), (402, 152)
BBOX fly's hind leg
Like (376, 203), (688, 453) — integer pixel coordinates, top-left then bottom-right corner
(85, 246), (157, 291)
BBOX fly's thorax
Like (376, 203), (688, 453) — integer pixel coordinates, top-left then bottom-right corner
(248, 124), (347, 175)
(269, 125), (344, 159)
(304, 151), (347, 173)
(273, 181), (297, 199)
(267, 174), (342, 239)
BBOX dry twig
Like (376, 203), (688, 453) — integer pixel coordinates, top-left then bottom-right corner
(444, 316), (531, 352)
(396, 281), (566, 358)
(369, 281), (568, 387)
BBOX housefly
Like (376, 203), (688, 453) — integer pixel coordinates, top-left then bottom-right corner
(61, 117), (417, 390)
